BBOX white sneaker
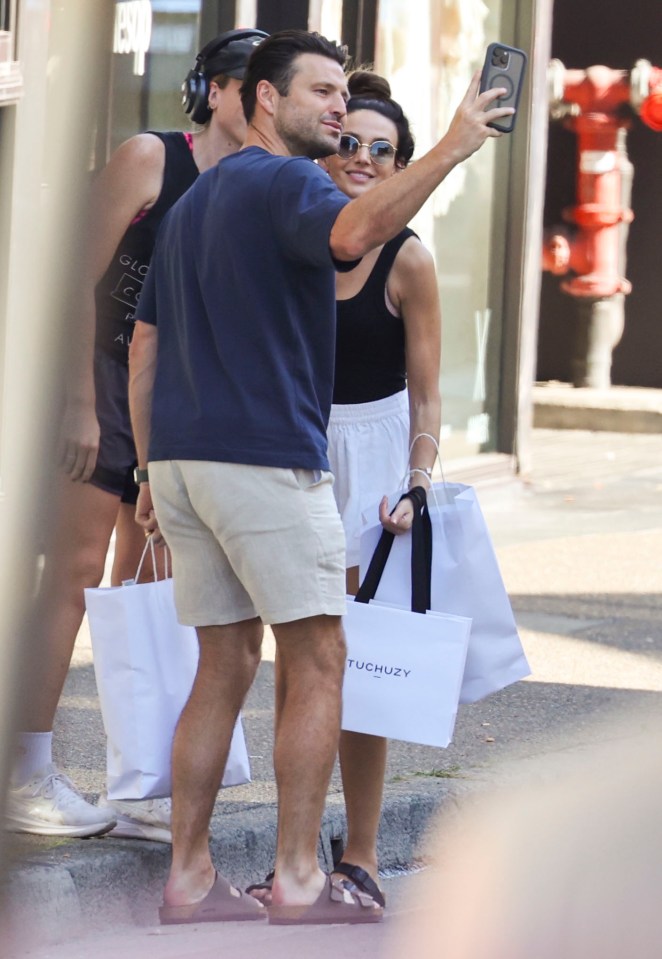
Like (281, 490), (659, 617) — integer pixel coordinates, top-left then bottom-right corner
(96, 795), (172, 843)
(5, 765), (117, 838)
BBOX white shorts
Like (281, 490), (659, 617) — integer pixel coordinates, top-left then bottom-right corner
(148, 461), (347, 626)
(327, 390), (410, 568)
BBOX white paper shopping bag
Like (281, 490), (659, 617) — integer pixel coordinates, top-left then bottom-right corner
(343, 491), (471, 747)
(85, 574), (250, 799)
(342, 599), (471, 747)
(360, 481), (530, 704)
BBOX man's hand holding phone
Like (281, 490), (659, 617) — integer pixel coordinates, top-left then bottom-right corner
(441, 71), (517, 165)
(479, 42), (528, 133)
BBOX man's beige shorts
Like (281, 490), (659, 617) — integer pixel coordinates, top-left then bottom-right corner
(148, 461), (347, 626)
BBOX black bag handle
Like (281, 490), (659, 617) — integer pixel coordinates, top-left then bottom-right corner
(355, 486), (432, 613)
(412, 494), (432, 612)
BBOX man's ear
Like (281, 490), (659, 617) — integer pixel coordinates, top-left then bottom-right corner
(255, 79), (277, 116)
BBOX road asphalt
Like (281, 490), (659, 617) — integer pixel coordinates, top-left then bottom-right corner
(2, 426), (661, 957)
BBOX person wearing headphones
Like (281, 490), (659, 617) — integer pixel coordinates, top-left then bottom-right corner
(5, 28), (267, 841)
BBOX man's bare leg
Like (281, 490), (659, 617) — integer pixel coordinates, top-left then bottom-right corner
(164, 617), (263, 906)
(270, 614), (346, 906)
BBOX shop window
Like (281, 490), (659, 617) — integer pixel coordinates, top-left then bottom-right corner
(0, 0), (10, 30)
(308, 0), (343, 42)
(108, 0), (203, 156)
(376, 0), (505, 457)
(341, 0), (376, 64)
(256, 0), (308, 32)
(0, 2), (20, 500)
(0, 0), (23, 107)
(309, 0), (377, 63)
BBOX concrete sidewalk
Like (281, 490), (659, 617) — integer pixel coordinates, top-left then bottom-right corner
(533, 382), (662, 433)
(3, 428), (662, 955)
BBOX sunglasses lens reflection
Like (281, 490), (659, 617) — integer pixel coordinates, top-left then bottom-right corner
(337, 135), (395, 164)
(338, 135), (358, 158)
(371, 141), (395, 163)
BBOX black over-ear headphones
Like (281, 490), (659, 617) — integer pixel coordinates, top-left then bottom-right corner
(182, 28), (269, 125)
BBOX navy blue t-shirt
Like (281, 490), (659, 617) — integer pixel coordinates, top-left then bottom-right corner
(137, 146), (354, 471)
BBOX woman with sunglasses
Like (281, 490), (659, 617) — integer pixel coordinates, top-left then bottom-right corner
(324, 72), (441, 908)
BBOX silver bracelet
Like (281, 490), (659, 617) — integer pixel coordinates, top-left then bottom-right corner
(409, 467), (433, 479)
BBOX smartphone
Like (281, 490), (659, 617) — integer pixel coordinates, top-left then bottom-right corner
(479, 42), (527, 133)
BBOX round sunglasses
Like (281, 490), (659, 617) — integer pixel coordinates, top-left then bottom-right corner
(337, 134), (396, 165)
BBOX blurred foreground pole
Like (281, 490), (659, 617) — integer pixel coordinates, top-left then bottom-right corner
(0, 0), (111, 891)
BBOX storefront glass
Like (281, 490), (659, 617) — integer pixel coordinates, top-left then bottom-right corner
(308, 0), (342, 38)
(109, 0), (202, 156)
(103, 0), (518, 462)
(376, 0), (504, 460)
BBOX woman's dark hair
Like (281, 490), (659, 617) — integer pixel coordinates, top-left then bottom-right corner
(241, 30), (347, 122)
(346, 70), (415, 167)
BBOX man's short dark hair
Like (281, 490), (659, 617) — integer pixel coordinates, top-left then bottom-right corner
(240, 30), (348, 122)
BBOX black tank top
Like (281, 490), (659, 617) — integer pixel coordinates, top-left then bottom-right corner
(333, 228), (415, 404)
(94, 131), (199, 364)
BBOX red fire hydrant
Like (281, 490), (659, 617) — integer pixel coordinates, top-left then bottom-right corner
(542, 60), (662, 387)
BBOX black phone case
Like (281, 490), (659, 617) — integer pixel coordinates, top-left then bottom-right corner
(479, 42), (527, 133)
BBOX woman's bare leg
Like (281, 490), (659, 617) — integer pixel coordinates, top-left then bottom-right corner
(20, 478), (120, 732)
(337, 566), (386, 887)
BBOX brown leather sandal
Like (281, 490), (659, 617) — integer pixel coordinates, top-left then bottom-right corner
(333, 861), (386, 908)
(268, 876), (384, 925)
(159, 872), (266, 924)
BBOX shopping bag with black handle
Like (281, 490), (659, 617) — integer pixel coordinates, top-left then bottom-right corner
(359, 439), (530, 704)
(342, 489), (471, 747)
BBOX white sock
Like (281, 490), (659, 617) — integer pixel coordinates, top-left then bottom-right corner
(12, 732), (53, 786)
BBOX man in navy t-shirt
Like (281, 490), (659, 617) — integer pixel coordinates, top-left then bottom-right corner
(129, 29), (512, 925)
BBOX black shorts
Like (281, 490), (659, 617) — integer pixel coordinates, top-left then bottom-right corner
(89, 349), (139, 505)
